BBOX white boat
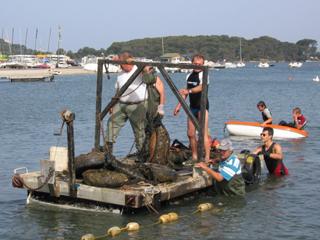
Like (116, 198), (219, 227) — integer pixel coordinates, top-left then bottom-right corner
(82, 55), (121, 73)
(289, 62), (303, 68)
(313, 75), (320, 82)
(225, 120), (308, 139)
(258, 62), (269, 68)
(236, 62), (245, 68)
(225, 62), (237, 68)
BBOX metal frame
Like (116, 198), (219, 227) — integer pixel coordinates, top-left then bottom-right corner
(94, 59), (209, 162)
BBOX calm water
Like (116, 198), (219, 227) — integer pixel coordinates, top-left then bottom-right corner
(1, 63), (320, 239)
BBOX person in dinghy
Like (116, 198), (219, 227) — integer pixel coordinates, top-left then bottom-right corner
(257, 101), (273, 125)
(253, 127), (289, 177)
(279, 107), (307, 130)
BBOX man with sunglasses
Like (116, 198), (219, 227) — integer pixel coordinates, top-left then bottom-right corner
(196, 138), (245, 196)
(253, 127), (289, 176)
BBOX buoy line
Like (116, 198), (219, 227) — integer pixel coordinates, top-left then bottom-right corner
(80, 203), (218, 239)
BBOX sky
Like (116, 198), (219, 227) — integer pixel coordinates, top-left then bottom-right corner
(1, 0), (319, 52)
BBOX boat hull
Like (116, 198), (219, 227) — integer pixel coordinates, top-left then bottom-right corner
(225, 121), (308, 139)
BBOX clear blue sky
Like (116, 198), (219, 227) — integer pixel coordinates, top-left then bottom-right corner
(1, 0), (319, 52)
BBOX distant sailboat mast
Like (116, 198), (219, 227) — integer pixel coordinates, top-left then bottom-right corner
(236, 38), (245, 68)
(10, 28), (14, 55)
(34, 28), (38, 52)
(239, 38), (242, 63)
(56, 25), (62, 68)
(0, 28), (3, 54)
(47, 27), (52, 52)
(161, 37), (165, 55)
(24, 28), (28, 54)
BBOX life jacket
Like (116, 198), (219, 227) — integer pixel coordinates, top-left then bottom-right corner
(262, 143), (289, 176)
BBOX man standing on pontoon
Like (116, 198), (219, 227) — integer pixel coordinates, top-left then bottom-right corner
(173, 54), (210, 162)
(104, 52), (165, 161)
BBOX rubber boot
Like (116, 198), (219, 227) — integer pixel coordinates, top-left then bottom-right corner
(104, 142), (114, 168)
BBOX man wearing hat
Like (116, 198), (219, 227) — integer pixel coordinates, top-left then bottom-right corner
(196, 138), (245, 196)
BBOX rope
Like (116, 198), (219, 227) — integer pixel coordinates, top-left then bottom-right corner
(13, 168), (55, 191)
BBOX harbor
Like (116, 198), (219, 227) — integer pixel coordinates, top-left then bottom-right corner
(1, 0), (320, 238)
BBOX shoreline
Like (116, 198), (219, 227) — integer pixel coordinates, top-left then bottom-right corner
(0, 67), (95, 79)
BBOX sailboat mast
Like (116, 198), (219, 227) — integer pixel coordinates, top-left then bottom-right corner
(161, 37), (164, 55)
(56, 25), (61, 68)
(47, 27), (52, 52)
(239, 38), (242, 62)
(0, 28), (3, 54)
(24, 28), (28, 54)
(11, 28), (14, 55)
(34, 28), (38, 52)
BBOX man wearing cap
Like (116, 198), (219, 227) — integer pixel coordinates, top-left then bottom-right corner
(196, 138), (245, 196)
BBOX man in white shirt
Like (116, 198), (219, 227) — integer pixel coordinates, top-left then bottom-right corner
(105, 52), (165, 160)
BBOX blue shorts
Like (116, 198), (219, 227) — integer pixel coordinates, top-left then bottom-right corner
(191, 107), (207, 118)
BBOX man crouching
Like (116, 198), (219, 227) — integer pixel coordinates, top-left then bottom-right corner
(196, 139), (245, 196)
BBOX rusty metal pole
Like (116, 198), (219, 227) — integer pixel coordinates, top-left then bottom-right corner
(62, 110), (76, 197)
(197, 66), (209, 162)
(100, 65), (145, 120)
(158, 66), (200, 131)
(94, 59), (103, 150)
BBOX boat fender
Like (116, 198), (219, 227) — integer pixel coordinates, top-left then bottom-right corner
(12, 174), (24, 188)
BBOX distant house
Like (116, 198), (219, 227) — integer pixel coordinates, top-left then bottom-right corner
(160, 53), (185, 63)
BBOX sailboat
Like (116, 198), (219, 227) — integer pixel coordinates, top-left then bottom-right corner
(313, 75), (320, 82)
(236, 38), (245, 68)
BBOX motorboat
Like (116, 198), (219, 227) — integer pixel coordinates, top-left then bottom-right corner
(236, 62), (245, 68)
(313, 75), (320, 82)
(82, 55), (121, 73)
(289, 62), (303, 68)
(224, 62), (237, 69)
(225, 120), (308, 139)
(258, 62), (269, 68)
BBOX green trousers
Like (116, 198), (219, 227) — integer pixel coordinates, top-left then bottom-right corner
(215, 174), (246, 197)
(105, 101), (147, 151)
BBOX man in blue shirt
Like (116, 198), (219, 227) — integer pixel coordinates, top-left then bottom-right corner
(196, 138), (245, 196)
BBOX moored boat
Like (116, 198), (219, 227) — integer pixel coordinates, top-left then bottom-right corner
(288, 62), (303, 68)
(258, 62), (269, 68)
(225, 120), (308, 139)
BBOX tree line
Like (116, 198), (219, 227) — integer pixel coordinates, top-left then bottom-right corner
(1, 35), (319, 62)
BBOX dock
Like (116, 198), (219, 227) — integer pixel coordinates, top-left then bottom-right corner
(0, 69), (54, 82)
(0, 67), (95, 83)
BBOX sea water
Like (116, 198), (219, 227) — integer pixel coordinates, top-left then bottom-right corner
(0, 62), (320, 239)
